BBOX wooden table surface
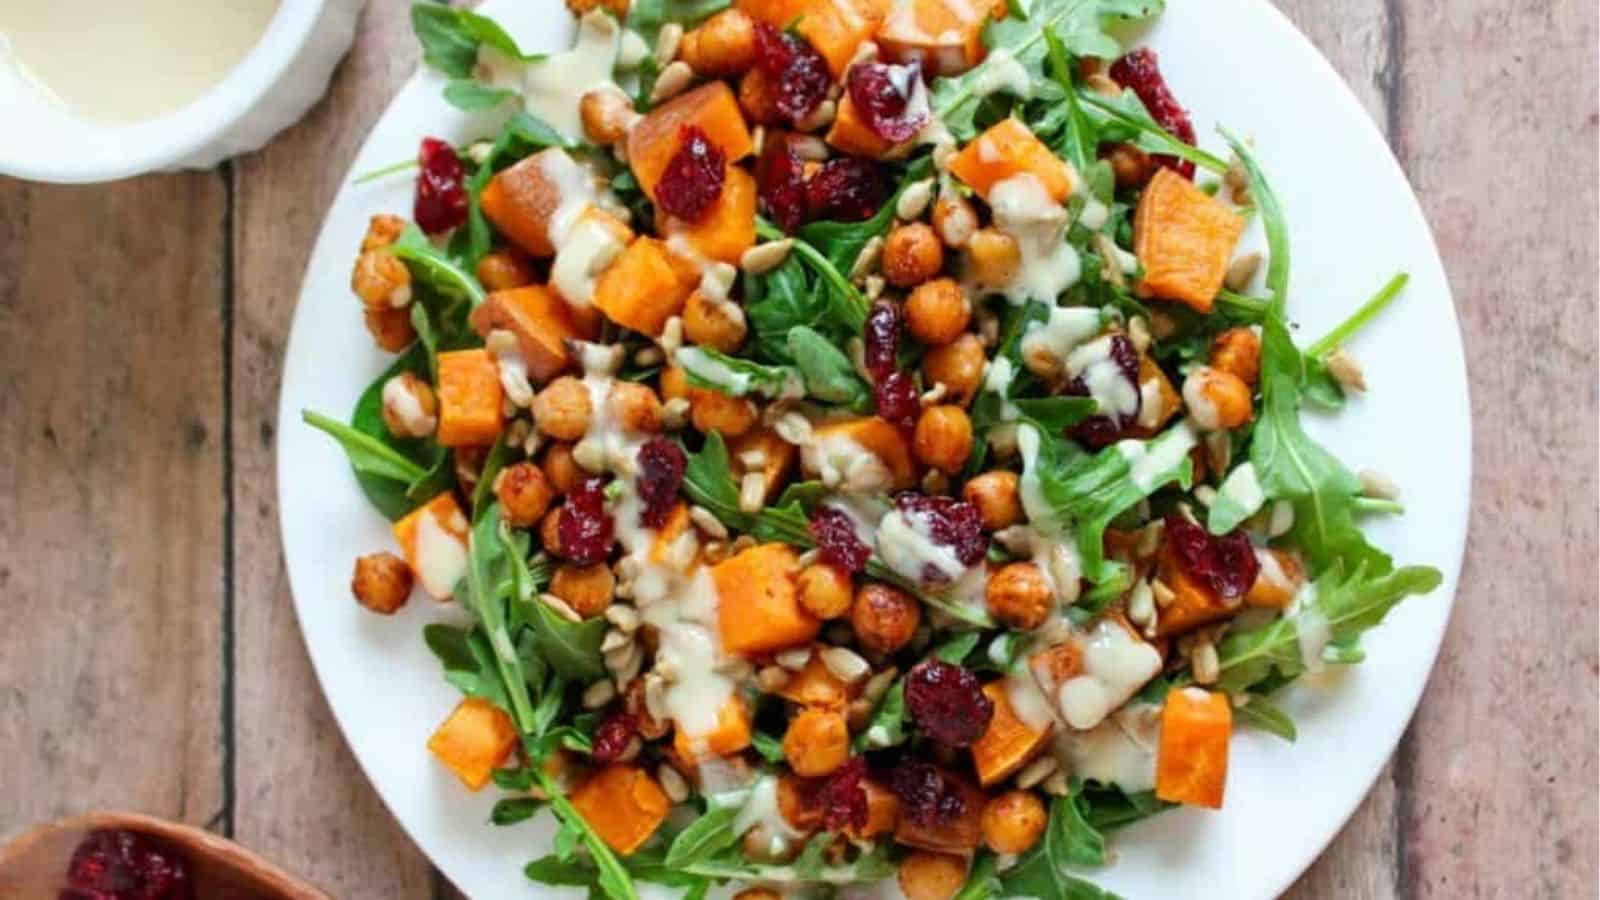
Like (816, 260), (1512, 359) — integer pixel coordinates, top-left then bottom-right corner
(1, 2), (1595, 897)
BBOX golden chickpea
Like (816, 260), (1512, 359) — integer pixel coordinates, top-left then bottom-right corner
(566, 0), (628, 19)
(495, 462), (554, 527)
(609, 381), (664, 434)
(1209, 327), (1262, 387)
(365, 307), (417, 352)
(542, 442), (584, 496)
(931, 193), (977, 248)
(966, 228), (1021, 289)
(897, 851), (968, 900)
(783, 707), (850, 777)
(981, 790), (1048, 854)
(549, 562), (616, 618)
(539, 507), (565, 557)
(921, 334), (986, 407)
(905, 278), (970, 347)
(1103, 141), (1155, 188)
(962, 470), (1022, 531)
(883, 222), (945, 287)
(690, 389), (758, 437)
(475, 249), (537, 292)
(683, 290), (748, 352)
(797, 563), (854, 620)
(682, 9), (758, 77)
(985, 562), (1051, 630)
(534, 376), (594, 441)
(912, 405), (973, 474)
(738, 68), (783, 126)
(659, 365), (691, 402)
(351, 552), (413, 614)
(361, 214), (406, 251)
(352, 249), (412, 309)
(380, 372), (438, 439)
(851, 582), (921, 655)
(579, 86), (636, 146)
(1181, 365), (1254, 432)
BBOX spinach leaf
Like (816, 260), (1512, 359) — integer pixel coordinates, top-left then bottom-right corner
(1234, 695), (1297, 741)
(422, 624), (513, 711)
(998, 790), (1122, 899)
(412, 2), (538, 78)
(392, 224), (486, 308)
(443, 79), (518, 111)
(788, 326), (872, 409)
(1079, 785), (1173, 832)
(502, 525), (607, 681)
(954, 853), (1002, 900)
(491, 796), (543, 825)
(676, 346), (802, 398)
(301, 411), (428, 487)
(450, 112), (575, 269)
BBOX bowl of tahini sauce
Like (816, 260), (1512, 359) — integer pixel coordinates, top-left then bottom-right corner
(0, 0), (365, 183)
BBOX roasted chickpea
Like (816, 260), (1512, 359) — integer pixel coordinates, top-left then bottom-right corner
(965, 228), (1021, 289)
(1103, 141), (1155, 188)
(534, 376), (594, 441)
(682, 9), (757, 76)
(1209, 327), (1262, 387)
(981, 790), (1048, 854)
(904, 278), (970, 347)
(659, 365), (691, 402)
(351, 552), (413, 614)
(380, 372), (438, 439)
(738, 68), (783, 126)
(549, 562), (616, 618)
(985, 562), (1051, 630)
(609, 381), (664, 433)
(897, 851), (968, 900)
(783, 707), (850, 777)
(539, 507), (565, 557)
(1181, 365), (1253, 431)
(542, 443), (584, 495)
(579, 86), (636, 146)
(566, 0), (629, 19)
(363, 302), (415, 352)
(351, 248), (412, 309)
(912, 405), (973, 474)
(962, 470), (1022, 530)
(883, 222), (945, 287)
(931, 193), (977, 248)
(495, 462), (554, 527)
(475, 249), (537, 292)
(797, 563), (854, 619)
(851, 582), (921, 654)
(921, 334), (986, 407)
(361, 214), (406, 251)
(683, 290), (749, 352)
(690, 389), (758, 436)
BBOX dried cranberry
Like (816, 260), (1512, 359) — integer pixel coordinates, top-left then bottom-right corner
(1165, 514), (1261, 600)
(1109, 49), (1197, 179)
(655, 126), (727, 222)
(810, 506), (872, 573)
(806, 157), (888, 222)
(636, 438), (687, 528)
(559, 477), (616, 564)
(1066, 334), (1143, 449)
(847, 61), (929, 143)
(63, 830), (194, 900)
(896, 493), (987, 568)
(414, 137), (468, 234)
(756, 138), (810, 232)
(590, 713), (638, 763)
(816, 757), (870, 832)
(873, 369), (921, 430)
(862, 301), (902, 381)
(753, 24), (831, 124)
(904, 659), (994, 747)
(883, 760), (967, 828)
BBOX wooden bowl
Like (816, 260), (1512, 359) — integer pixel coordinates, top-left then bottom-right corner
(0, 811), (332, 899)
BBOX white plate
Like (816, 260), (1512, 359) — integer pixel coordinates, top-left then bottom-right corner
(276, 0), (1471, 896)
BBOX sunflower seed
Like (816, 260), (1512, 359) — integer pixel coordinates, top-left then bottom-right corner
(650, 60), (694, 104)
(582, 679), (617, 709)
(741, 239), (794, 275)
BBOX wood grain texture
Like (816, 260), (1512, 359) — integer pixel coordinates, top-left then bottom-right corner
(0, 175), (228, 833)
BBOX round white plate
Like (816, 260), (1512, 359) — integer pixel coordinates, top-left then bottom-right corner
(277, 0), (1471, 896)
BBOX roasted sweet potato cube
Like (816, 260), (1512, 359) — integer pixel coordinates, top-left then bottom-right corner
(729, 427), (798, 503)
(469, 285), (600, 385)
(628, 82), (754, 200)
(713, 543), (820, 655)
(971, 681), (1052, 786)
(672, 695), (753, 761)
(1123, 354), (1182, 439)
(735, 0), (809, 24)
(805, 417), (918, 489)
(392, 492), (470, 599)
(826, 93), (904, 159)
(949, 118), (1076, 203)
(1153, 541), (1233, 637)
(1133, 168), (1247, 312)
(893, 770), (984, 853)
(593, 237), (699, 337)
(797, 0), (891, 77)
(777, 649), (855, 708)
(876, 0), (992, 75)
(427, 698), (517, 791)
(550, 207), (636, 312)
(649, 502), (695, 566)
(435, 349), (504, 447)
(570, 764), (673, 854)
(1156, 687), (1232, 809)
(1245, 548), (1304, 610)
(480, 148), (597, 258)
(657, 166), (757, 265)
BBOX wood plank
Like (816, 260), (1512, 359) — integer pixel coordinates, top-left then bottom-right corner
(0, 174), (227, 834)
(1388, 0), (1600, 896)
(229, 2), (438, 896)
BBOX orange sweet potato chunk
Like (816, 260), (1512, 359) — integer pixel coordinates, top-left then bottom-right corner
(427, 698), (518, 791)
(948, 118), (1076, 203)
(1133, 168), (1247, 312)
(1156, 687), (1232, 809)
(893, 769), (984, 853)
(1122, 354), (1182, 440)
(797, 0), (891, 77)
(672, 695), (754, 761)
(809, 417), (918, 489)
(480, 148), (595, 258)
(392, 492), (470, 599)
(876, 0), (993, 76)
(570, 764), (673, 854)
(468, 285), (600, 385)
(628, 82), (754, 200)
(1245, 548), (1304, 610)
(826, 93), (902, 159)
(713, 543), (820, 655)
(736, 0), (811, 27)
(435, 349), (504, 447)
(970, 681), (1052, 786)
(593, 237), (699, 337)
(649, 502), (694, 565)
(658, 166), (757, 265)
(1153, 540), (1233, 637)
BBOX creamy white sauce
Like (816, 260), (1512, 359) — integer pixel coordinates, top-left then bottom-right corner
(551, 213), (626, 307)
(971, 48), (1031, 98)
(1115, 420), (1199, 493)
(522, 10), (621, 142)
(801, 432), (891, 493)
(1135, 378), (1165, 429)
(981, 356), (1020, 421)
(987, 173), (1082, 306)
(1005, 668), (1057, 732)
(1056, 618), (1162, 731)
(414, 506), (468, 599)
(1015, 424), (1057, 534)
(821, 495), (889, 550)
(1019, 305), (1101, 373)
(382, 376), (437, 435)
(1216, 462), (1266, 519)
(732, 775), (804, 842)
(876, 504), (968, 584)
(1293, 584), (1330, 673)
(1077, 195), (1111, 232)
(1066, 335), (1140, 421)
(539, 149), (601, 250)
(1057, 702), (1160, 792)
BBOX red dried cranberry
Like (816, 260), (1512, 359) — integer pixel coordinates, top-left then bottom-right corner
(862, 301), (902, 381)
(1066, 333), (1143, 448)
(757, 138), (810, 232)
(559, 477), (616, 564)
(63, 830), (194, 900)
(810, 506), (872, 573)
(636, 438), (687, 529)
(1109, 49), (1197, 179)
(1165, 514), (1261, 599)
(847, 61), (929, 143)
(414, 137), (468, 234)
(590, 713), (638, 763)
(655, 125), (727, 222)
(883, 760), (967, 827)
(904, 659), (994, 747)
(753, 24), (831, 124)
(806, 157), (888, 222)
(895, 493), (987, 568)
(873, 369), (921, 430)
(817, 757), (870, 832)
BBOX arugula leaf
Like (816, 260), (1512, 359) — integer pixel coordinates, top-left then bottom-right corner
(934, 631), (983, 664)
(1206, 460), (1265, 535)
(853, 678), (907, 751)
(391, 224), (487, 308)
(664, 795), (746, 867)
(422, 624), (513, 711)
(502, 526), (607, 681)
(625, 0), (730, 41)
(1079, 88), (1229, 174)
(1234, 695), (1297, 741)
(954, 853), (1002, 900)
(797, 156), (933, 271)
(1014, 396), (1099, 434)
(788, 326), (873, 409)
(1041, 28), (1099, 172)
(676, 346), (802, 398)
(758, 218), (869, 331)
(998, 790), (1122, 899)
(443, 79), (518, 111)
(679, 841), (896, 884)
(746, 256), (841, 362)
(412, 2), (538, 78)
(751, 729), (786, 763)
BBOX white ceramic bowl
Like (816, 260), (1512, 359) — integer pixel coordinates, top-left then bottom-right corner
(0, 0), (365, 183)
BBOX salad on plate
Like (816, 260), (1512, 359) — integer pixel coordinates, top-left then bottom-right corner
(306, 0), (1442, 896)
